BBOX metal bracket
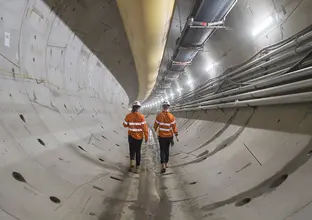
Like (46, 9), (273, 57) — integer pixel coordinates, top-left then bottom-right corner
(171, 60), (192, 65)
(188, 18), (232, 30)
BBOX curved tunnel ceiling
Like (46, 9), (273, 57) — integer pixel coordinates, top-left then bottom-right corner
(43, 0), (139, 102)
(0, 0), (312, 220)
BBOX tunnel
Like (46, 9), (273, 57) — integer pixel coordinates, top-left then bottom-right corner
(0, 0), (312, 219)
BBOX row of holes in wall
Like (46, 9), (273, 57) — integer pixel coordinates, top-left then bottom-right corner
(19, 113), (114, 149)
(235, 174), (290, 207)
(13, 121), (312, 208)
(12, 172), (61, 203)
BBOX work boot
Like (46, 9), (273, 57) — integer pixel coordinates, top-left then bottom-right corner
(161, 163), (166, 173)
(135, 165), (141, 174)
(128, 160), (135, 172)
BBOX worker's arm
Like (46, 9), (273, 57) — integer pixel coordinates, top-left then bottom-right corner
(153, 114), (159, 131)
(123, 115), (129, 128)
(171, 115), (178, 136)
(141, 116), (148, 143)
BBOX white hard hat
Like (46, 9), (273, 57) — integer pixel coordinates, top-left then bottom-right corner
(162, 100), (170, 106)
(132, 101), (141, 107)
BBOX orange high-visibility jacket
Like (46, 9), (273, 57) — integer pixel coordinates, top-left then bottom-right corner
(154, 111), (178, 138)
(123, 112), (148, 141)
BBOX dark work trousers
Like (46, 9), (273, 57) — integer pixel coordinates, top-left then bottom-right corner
(128, 135), (143, 166)
(159, 136), (173, 164)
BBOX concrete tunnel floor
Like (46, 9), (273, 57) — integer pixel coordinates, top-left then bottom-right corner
(1, 1), (312, 220)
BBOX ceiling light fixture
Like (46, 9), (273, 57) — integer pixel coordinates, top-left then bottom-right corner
(252, 16), (273, 37)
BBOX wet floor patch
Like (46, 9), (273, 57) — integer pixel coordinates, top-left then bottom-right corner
(269, 174), (288, 189)
(188, 109), (239, 154)
(173, 109), (255, 168)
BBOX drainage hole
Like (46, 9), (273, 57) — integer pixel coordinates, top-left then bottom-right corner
(33, 58), (35, 62)
(235, 198), (251, 207)
(93, 185), (104, 191)
(116, 144), (120, 147)
(269, 174), (288, 189)
(50, 196), (61, 204)
(110, 176), (123, 181)
(64, 104), (67, 109)
(98, 158), (104, 162)
(102, 135), (107, 140)
(12, 172), (27, 183)
(308, 150), (312, 156)
(189, 181), (197, 185)
(101, 126), (104, 129)
(78, 145), (87, 152)
(19, 114), (26, 123)
(37, 138), (45, 146)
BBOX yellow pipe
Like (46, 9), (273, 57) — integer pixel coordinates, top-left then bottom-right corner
(116, 0), (175, 100)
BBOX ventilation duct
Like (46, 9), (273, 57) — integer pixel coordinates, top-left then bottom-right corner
(144, 0), (237, 103)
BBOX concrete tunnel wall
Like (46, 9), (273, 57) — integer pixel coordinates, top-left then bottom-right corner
(0, 0), (131, 219)
(146, 104), (312, 219)
(0, 0), (312, 220)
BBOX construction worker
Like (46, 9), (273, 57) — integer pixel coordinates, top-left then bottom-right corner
(123, 101), (148, 173)
(154, 101), (178, 173)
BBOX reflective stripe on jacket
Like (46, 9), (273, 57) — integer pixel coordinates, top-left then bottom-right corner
(154, 111), (178, 138)
(123, 112), (148, 141)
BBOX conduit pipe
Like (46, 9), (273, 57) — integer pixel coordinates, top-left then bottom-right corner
(175, 66), (312, 109)
(222, 30), (312, 79)
(116, 0), (175, 100)
(174, 30), (312, 102)
(199, 53), (312, 100)
(175, 92), (312, 111)
(177, 60), (302, 105)
(187, 56), (312, 104)
(180, 78), (312, 109)
(194, 42), (312, 96)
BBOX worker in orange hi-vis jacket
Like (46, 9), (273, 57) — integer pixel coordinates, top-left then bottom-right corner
(154, 101), (178, 173)
(123, 101), (148, 173)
